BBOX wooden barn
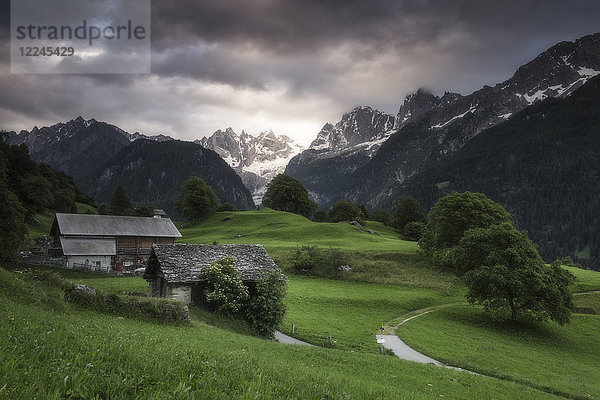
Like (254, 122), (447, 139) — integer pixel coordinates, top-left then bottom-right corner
(49, 213), (181, 271)
(145, 244), (284, 304)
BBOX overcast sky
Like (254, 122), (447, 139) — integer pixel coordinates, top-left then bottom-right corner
(1, 0), (599, 145)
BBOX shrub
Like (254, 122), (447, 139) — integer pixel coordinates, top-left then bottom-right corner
(245, 270), (287, 337)
(312, 210), (329, 222)
(402, 221), (426, 241)
(217, 202), (238, 212)
(64, 282), (189, 322)
(328, 200), (362, 223)
(203, 257), (249, 315)
(290, 246), (349, 277)
(371, 209), (391, 225)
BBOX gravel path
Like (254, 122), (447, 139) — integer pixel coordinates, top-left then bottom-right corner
(274, 331), (314, 346)
(379, 310), (476, 374)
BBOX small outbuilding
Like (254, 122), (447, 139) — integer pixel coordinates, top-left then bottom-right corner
(144, 243), (284, 304)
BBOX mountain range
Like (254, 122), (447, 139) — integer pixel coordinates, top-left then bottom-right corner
(198, 128), (304, 204)
(3, 32), (599, 267)
(5, 118), (255, 216)
(284, 32), (600, 267)
(287, 32), (600, 209)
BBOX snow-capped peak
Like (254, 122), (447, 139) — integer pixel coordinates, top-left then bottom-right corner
(199, 128), (305, 204)
(309, 106), (395, 151)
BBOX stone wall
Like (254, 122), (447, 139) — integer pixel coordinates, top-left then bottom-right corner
(167, 284), (192, 303)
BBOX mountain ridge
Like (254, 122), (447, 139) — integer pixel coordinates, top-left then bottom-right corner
(5, 117), (255, 216)
(283, 32), (600, 209)
(199, 128), (304, 203)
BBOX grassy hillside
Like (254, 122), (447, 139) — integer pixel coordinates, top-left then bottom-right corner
(6, 209), (596, 398)
(398, 304), (600, 399)
(564, 265), (600, 292)
(178, 209), (416, 252)
(283, 276), (462, 351)
(0, 266), (557, 399)
(26, 202), (97, 238)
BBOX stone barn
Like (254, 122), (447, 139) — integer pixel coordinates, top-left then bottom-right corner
(145, 243), (284, 304)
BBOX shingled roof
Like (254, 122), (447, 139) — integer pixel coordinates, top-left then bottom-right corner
(53, 213), (181, 238)
(148, 244), (283, 283)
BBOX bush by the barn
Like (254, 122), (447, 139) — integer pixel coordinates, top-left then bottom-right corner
(245, 270), (287, 337)
(290, 246), (349, 277)
(202, 257), (249, 315)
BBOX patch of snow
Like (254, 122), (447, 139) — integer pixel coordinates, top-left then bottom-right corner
(244, 155), (294, 176)
(431, 106), (477, 129)
(561, 55), (574, 68)
(524, 89), (548, 104)
(222, 154), (238, 167)
(577, 67), (600, 79)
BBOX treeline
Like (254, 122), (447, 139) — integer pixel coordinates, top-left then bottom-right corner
(0, 134), (95, 261)
(402, 76), (600, 270)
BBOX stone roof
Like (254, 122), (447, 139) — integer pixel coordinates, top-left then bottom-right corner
(60, 237), (116, 256)
(54, 213), (181, 238)
(149, 244), (284, 283)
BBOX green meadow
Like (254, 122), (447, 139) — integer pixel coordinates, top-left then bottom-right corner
(4, 208), (599, 398)
(0, 267), (558, 400)
(397, 304), (600, 399)
(178, 209), (417, 253)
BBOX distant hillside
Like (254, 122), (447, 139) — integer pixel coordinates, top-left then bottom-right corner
(6, 117), (132, 182)
(81, 139), (255, 217)
(0, 136), (93, 216)
(6, 117), (255, 215)
(402, 75), (600, 269)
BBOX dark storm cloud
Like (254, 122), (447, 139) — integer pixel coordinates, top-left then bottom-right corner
(149, 0), (600, 92)
(1, 0), (600, 143)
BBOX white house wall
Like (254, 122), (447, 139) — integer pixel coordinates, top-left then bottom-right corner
(66, 255), (112, 270)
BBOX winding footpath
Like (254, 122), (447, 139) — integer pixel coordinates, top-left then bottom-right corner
(274, 330), (313, 346)
(376, 308), (476, 374)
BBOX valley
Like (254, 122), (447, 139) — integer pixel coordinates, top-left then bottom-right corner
(3, 209), (599, 398)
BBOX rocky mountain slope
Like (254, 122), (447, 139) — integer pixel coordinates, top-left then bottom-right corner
(199, 128), (304, 203)
(6, 117), (255, 215)
(81, 139), (254, 216)
(285, 106), (395, 206)
(341, 32), (600, 208)
(403, 75), (600, 269)
(284, 32), (600, 209)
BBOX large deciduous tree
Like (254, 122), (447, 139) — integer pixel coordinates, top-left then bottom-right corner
(419, 191), (511, 265)
(328, 200), (362, 222)
(454, 222), (574, 324)
(174, 176), (220, 222)
(262, 174), (316, 219)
